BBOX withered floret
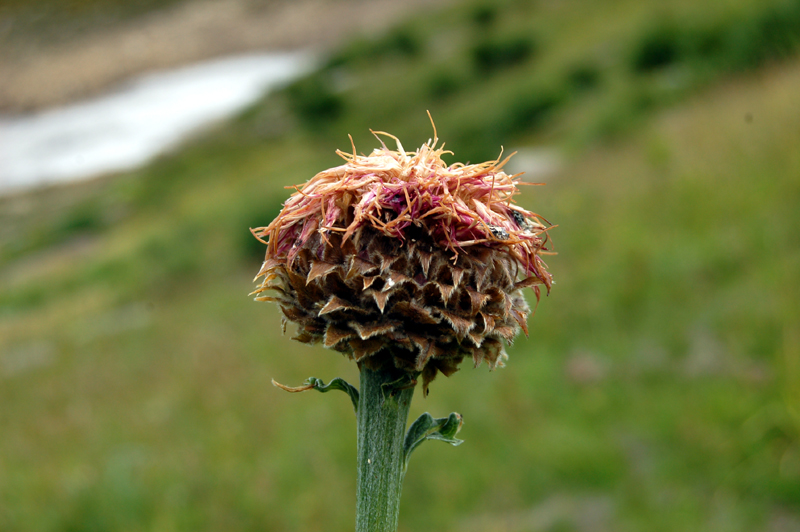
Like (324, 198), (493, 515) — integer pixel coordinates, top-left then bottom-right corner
(252, 129), (553, 394)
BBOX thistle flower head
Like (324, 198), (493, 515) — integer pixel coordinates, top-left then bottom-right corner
(252, 126), (553, 394)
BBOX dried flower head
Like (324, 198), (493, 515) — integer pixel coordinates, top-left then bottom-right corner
(252, 125), (553, 393)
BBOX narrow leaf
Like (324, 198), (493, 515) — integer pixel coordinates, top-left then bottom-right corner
(403, 412), (464, 469)
(272, 377), (359, 414)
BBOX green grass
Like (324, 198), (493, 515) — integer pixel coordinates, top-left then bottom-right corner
(2, 0), (800, 530)
(276, 0), (800, 158)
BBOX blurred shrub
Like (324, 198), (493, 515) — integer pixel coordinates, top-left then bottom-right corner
(471, 34), (536, 74)
(682, 22), (726, 61)
(326, 27), (423, 68)
(631, 3), (800, 75)
(630, 24), (682, 73)
(382, 28), (422, 58)
(447, 84), (564, 163)
(61, 202), (106, 235)
(566, 61), (602, 93)
(505, 86), (565, 133)
(285, 73), (343, 127)
(471, 2), (498, 28)
(724, 0), (800, 69)
(427, 70), (464, 100)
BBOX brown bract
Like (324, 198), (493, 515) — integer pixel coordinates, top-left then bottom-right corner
(252, 129), (553, 393)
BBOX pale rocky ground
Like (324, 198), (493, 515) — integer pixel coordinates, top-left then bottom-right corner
(0, 0), (450, 112)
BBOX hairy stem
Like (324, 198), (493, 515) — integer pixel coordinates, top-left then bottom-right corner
(356, 365), (415, 532)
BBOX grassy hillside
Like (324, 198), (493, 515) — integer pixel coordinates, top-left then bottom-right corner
(2, 0), (800, 531)
(0, 0), (187, 45)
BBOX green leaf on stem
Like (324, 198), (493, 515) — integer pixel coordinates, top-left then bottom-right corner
(403, 412), (464, 469)
(272, 377), (360, 413)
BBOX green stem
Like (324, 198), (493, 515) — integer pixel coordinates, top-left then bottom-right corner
(356, 365), (415, 532)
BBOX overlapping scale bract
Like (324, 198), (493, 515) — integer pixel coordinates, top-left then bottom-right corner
(252, 133), (552, 393)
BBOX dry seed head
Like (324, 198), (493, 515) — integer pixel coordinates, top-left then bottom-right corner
(252, 127), (553, 394)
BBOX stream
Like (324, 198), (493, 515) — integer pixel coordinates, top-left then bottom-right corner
(0, 51), (312, 195)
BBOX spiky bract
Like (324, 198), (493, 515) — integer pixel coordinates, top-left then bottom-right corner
(252, 131), (552, 393)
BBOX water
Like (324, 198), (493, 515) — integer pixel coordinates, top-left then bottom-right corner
(0, 51), (313, 195)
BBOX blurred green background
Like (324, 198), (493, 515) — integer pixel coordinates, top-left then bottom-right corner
(2, 0), (800, 530)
